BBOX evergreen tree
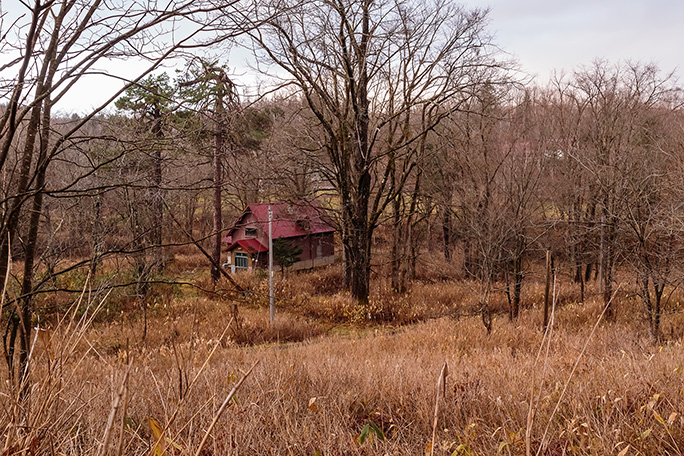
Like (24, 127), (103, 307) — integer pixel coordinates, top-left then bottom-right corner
(272, 237), (303, 274)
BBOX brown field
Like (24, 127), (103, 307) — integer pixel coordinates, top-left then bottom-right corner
(2, 254), (684, 455)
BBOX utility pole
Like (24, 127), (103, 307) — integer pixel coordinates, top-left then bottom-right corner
(543, 249), (552, 332)
(269, 205), (274, 324)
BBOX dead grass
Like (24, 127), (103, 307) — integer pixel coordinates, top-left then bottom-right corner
(228, 309), (325, 346)
(4, 260), (684, 455)
(8, 296), (684, 455)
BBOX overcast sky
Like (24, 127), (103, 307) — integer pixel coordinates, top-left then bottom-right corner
(461, 0), (684, 81)
(4, 1), (682, 113)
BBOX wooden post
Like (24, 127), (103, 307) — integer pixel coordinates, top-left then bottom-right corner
(269, 205), (274, 325)
(543, 249), (551, 332)
(598, 214), (605, 295)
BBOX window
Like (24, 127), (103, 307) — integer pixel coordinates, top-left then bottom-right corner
(245, 227), (257, 238)
(235, 252), (248, 269)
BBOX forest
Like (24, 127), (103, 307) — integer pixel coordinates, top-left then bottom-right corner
(2, 0), (684, 455)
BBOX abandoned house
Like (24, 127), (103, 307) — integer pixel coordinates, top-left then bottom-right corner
(222, 202), (335, 273)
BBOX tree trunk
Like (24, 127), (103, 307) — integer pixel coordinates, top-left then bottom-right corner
(342, 231), (352, 290)
(127, 186), (150, 340)
(463, 238), (474, 279)
(16, 71), (56, 392)
(211, 94), (225, 284)
(407, 220), (417, 282)
(512, 253), (522, 320)
(598, 214), (605, 295)
(349, 203), (371, 304)
(0, 85), (44, 291)
(442, 206), (452, 261)
(18, 171), (45, 393)
(639, 270), (653, 337)
(653, 284), (663, 342)
(602, 217), (615, 318)
(405, 171), (422, 284)
(151, 113), (164, 270)
(347, 0), (372, 304)
(390, 191), (402, 293)
(571, 198), (582, 284)
(90, 197), (103, 276)
(390, 196), (403, 293)
(0, 0), (41, 173)
(543, 249), (552, 332)
(2, 75), (52, 391)
(185, 196), (196, 239)
(3, 316), (19, 388)
(584, 263), (593, 284)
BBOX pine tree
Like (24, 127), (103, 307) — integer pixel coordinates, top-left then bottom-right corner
(272, 237), (303, 274)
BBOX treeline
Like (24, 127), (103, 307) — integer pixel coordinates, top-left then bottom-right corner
(422, 62), (684, 340)
(1, 0), (683, 387)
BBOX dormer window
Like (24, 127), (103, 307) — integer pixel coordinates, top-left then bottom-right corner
(245, 227), (257, 238)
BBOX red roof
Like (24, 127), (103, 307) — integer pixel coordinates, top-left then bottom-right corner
(226, 201), (335, 239)
(225, 238), (268, 253)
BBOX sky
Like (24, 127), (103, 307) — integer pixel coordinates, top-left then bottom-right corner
(460, 0), (684, 81)
(3, 0), (682, 113)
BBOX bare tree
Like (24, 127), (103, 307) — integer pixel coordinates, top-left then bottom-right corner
(568, 61), (679, 317)
(537, 75), (598, 303)
(499, 89), (546, 320)
(0, 0), (245, 391)
(619, 83), (683, 341)
(249, 0), (505, 303)
(436, 84), (516, 329)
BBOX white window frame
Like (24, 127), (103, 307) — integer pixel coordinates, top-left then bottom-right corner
(235, 252), (248, 269)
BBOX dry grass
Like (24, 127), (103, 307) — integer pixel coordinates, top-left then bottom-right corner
(3, 261), (684, 455)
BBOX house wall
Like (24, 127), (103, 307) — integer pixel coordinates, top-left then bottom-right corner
(225, 248), (267, 273)
(226, 248), (252, 273)
(286, 233), (335, 270)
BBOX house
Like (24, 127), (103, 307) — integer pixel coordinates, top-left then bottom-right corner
(222, 201), (335, 273)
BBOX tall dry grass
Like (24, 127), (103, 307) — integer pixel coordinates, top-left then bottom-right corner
(3, 260), (684, 454)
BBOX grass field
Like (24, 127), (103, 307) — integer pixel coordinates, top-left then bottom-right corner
(2, 253), (684, 455)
